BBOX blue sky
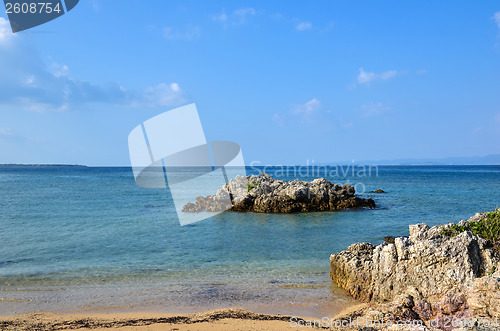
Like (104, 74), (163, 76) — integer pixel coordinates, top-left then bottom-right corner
(1, 1), (500, 165)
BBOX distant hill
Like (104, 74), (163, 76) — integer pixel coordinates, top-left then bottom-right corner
(355, 154), (500, 165)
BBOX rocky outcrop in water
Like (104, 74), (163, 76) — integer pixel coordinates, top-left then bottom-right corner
(182, 173), (375, 213)
(369, 189), (386, 193)
(330, 212), (500, 330)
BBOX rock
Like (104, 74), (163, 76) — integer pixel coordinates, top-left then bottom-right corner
(332, 304), (427, 330)
(182, 173), (375, 213)
(370, 189), (386, 193)
(413, 299), (433, 321)
(408, 223), (430, 241)
(329, 242), (375, 301)
(384, 236), (395, 244)
(394, 293), (415, 308)
(439, 293), (467, 316)
(468, 270), (500, 317)
(330, 212), (500, 324)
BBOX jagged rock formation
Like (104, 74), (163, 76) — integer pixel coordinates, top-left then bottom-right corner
(330, 212), (500, 330)
(182, 173), (375, 213)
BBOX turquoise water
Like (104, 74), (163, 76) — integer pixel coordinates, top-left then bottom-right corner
(1, 165), (499, 315)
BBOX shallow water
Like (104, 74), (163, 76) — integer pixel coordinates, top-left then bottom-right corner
(1, 165), (499, 316)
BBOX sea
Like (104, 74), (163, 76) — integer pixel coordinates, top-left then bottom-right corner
(1, 165), (499, 317)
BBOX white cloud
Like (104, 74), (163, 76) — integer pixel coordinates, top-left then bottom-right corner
(213, 7), (256, 26)
(357, 69), (376, 84)
(212, 12), (227, 23)
(0, 127), (24, 144)
(272, 99), (323, 126)
(0, 17), (14, 44)
(270, 13), (285, 20)
(379, 70), (397, 80)
(0, 23), (188, 112)
(320, 22), (335, 33)
(170, 82), (180, 92)
(0, 127), (15, 143)
(296, 21), (312, 31)
(294, 98), (321, 115)
(163, 26), (200, 40)
(273, 99), (353, 132)
(24, 75), (36, 87)
(50, 62), (70, 77)
(361, 102), (390, 117)
(233, 7), (256, 23)
(272, 113), (285, 126)
(0, 127), (13, 136)
(90, 0), (100, 12)
(357, 68), (398, 85)
(472, 127), (483, 135)
(342, 121), (353, 129)
(131, 83), (187, 108)
(494, 12), (500, 29)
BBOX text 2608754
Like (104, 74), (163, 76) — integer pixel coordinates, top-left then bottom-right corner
(5, 2), (62, 14)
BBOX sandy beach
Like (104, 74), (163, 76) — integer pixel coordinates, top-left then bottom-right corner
(0, 309), (297, 331)
(0, 306), (368, 330)
(0, 278), (362, 330)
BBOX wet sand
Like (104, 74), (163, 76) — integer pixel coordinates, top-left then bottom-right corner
(0, 280), (362, 329)
(0, 281), (359, 318)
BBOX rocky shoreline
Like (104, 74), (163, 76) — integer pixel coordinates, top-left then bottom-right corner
(330, 211), (500, 330)
(182, 173), (375, 213)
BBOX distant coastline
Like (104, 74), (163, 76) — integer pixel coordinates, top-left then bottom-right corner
(0, 164), (87, 167)
(336, 153), (500, 166)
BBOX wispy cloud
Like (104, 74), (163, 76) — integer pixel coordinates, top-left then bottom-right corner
(472, 126), (483, 134)
(163, 26), (200, 40)
(0, 127), (13, 136)
(273, 99), (353, 132)
(273, 98), (323, 126)
(127, 83), (187, 108)
(0, 17), (14, 45)
(270, 13), (285, 21)
(295, 21), (312, 31)
(293, 98), (321, 116)
(0, 127), (17, 143)
(357, 68), (398, 85)
(213, 10), (330, 33)
(213, 7), (256, 26)
(361, 102), (390, 117)
(89, 0), (100, 12)
(212, 11), (228, 23)
(49, 62), (70, 77)
(494, 12), (500, 30)
(272, 113), (285, 126)
(0, 19), (187, 112)
(233, 8), (256, 24)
